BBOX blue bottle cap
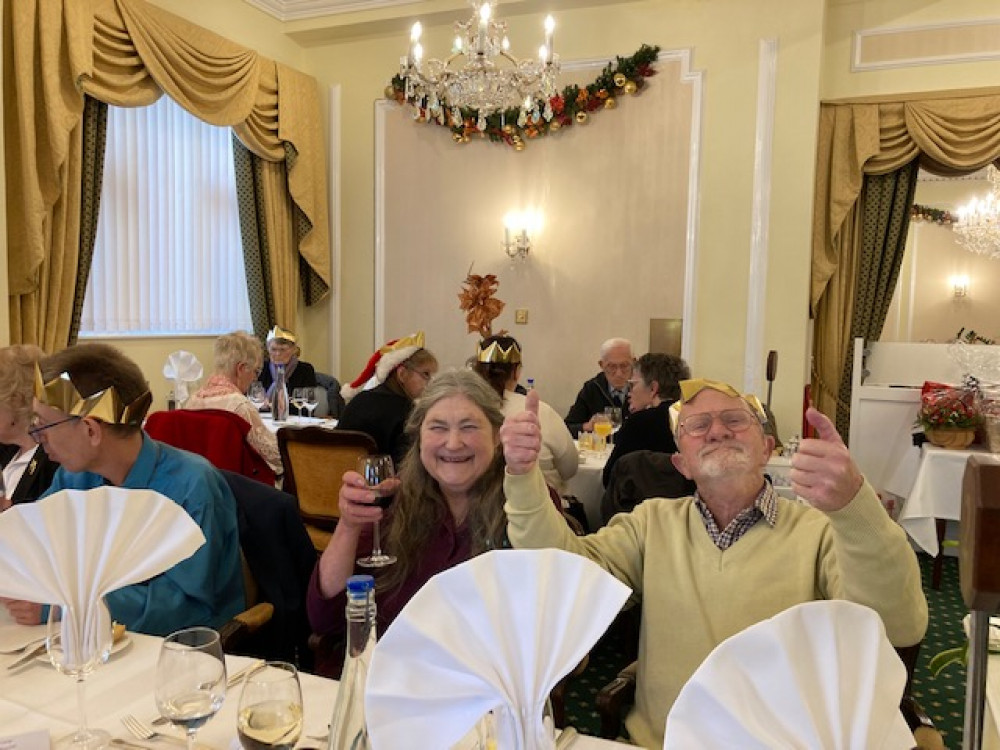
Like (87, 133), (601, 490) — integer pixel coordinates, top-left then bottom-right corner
(346, 574), (375, 594)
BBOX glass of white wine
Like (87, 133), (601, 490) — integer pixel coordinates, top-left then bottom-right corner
(155, 627), (226, 750)
(237, 661), (303, 750)
(290, 388), (305, 422)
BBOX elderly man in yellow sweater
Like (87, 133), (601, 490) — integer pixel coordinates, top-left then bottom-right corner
(500, 378), (928, 749)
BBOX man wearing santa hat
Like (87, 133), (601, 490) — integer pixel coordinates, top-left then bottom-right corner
(337, 332), (438, 466)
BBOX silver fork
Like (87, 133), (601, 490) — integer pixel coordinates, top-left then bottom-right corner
(121, 714), (186, 747)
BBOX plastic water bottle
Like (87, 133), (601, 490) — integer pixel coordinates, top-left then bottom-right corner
(272, 364), (290, 422)
(328, 575), (377, 750)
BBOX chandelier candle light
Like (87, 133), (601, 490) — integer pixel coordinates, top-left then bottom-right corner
(401, 1), (560, 132)
(954, 165), (1000, 260)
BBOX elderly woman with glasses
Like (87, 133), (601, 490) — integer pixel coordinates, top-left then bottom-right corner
(184, 331), (282, 476)
(0, 345), (59, 510)
(337, 332), (438, 467)
(258, 326), (318, 396)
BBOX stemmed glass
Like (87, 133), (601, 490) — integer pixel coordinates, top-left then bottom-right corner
(290, 388), (305, 422)
(302, 387), (318, 421)
(604, 407), (623, 440)
(356, 454), (398, 568)
(155, 627), (227, 750)
(46, 603), (113, 749)
(248, 382), (269, 412)
(592, 413), (613, 454)
(237, 661), (303, 750)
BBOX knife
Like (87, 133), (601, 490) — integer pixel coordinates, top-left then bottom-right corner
(6, 640), (48, 669)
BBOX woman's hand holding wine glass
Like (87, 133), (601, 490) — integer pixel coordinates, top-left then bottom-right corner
(155, 627), (226, 750)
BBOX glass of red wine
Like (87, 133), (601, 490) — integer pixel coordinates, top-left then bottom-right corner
(356, 454), (397, 568)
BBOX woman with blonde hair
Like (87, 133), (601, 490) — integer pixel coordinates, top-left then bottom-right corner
(185, 331), (282, 475)
(0, 345), (59, 509)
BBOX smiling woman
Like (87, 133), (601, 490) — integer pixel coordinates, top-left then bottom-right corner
(306, 370), (510, 677)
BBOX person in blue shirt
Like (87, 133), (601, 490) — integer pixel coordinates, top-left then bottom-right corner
(0, 343), (244, 636)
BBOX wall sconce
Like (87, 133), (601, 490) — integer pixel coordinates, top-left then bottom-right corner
(951, 274), (970, 298)
(503, 210), (542, 261)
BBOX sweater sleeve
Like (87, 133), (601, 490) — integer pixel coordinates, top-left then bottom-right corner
(233, 399), (283, 474)
(821, 480), (928, 646)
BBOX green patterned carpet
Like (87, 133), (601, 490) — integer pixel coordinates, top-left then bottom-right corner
(564, 553), (968, 746)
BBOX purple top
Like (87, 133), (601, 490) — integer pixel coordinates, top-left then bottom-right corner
(307, 513), (473, 677)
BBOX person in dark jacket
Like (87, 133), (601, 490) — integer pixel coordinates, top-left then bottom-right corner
(259, 325), (318, 396)
(603, 353), (691, 486)
(564, 338), (634, 437)
(337, 331), (438, 467)
(0, 344), (59, 510)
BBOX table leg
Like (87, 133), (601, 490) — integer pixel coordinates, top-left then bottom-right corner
(932, 518), (946, 590)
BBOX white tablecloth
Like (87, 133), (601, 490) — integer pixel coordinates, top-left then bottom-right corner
(0, 628), (626, 749)
(566, 447), (608, 531)
(262, 416), (337, 433)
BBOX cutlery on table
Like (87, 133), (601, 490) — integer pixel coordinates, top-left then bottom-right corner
(5, 640), (48, 669)
(0, 634), (46, 654)
(122, 714), (189, 748)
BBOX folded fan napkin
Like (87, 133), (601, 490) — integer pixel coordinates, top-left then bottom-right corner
(664, 600), (914, 750)
(163, 350), (204, 404)
(0, 488), (205, 662)
(365, 548), (631, 750)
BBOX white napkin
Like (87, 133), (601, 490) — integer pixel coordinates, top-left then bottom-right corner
(162, 350), (204, 404)
(365, 548), (631, 750)
(0, 487), (205, 662)
(664, 600), (914, 750)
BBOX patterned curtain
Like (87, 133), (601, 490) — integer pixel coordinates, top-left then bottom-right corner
(68, 96), (109, 346)
(831, 160), (920, 438)
(232, 135), (276, 339)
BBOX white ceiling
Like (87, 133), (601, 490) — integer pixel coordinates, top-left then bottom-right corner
(243, 0), (418, 22)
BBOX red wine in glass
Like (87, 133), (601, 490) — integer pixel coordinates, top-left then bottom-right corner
(357, 455), (397, 567)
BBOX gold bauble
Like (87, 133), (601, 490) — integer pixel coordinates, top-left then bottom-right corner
(613, 72), (627, 88)
(575, 111), (589, 124)
(604, 97), (617, 110)
(384, 85), (395, 99)
(453, 132), (464, 143)
(503, 124), (514, 135)
(514, 141), (525, 152)
(624, 80), (638, 95)
(549, 120), (562, 131)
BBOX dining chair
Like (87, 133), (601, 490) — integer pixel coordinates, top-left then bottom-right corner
(600, 450), (695, 525)
(144, 408), (276, 486)
(277, 426), (377, 552)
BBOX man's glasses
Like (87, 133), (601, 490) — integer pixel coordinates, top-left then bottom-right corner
(679, 409), (759, 438)
(28, 415), (80, 443)
(604, 363), (633, 374)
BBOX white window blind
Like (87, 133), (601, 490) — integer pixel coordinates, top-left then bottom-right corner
(80, 95), (252, 336)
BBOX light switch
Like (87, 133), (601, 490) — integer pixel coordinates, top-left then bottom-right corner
(515, 309), (529, 324)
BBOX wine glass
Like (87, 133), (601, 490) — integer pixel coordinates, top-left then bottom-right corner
(155, 626), (227, 750)
(356, 454), (398, 568)
(302, 387), (318, 420)
(248, 381), (269, 412)
(604, 407), (623, 440)
(237, 661), (303, 750)
(46, 603), (113, 749)
(592, 413), (613, 454)
(290, 388), (305, 422)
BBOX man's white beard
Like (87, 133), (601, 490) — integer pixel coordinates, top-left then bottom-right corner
(696, 441), (754, 479)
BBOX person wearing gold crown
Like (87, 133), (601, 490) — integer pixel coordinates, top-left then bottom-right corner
(1, 343), (244, 636)
(259, 325), (318, 397)
(337, 332), (438, 467)
(472, 335), (577, 497)
(500, 378), (928, 749)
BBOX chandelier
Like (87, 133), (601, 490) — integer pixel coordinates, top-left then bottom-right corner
(400, 1), (560, 131)
(954, 165), (1000, 259)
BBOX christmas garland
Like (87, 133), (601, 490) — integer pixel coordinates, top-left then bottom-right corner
(386, 44), (661, 150)
(911, 203), (955, 225)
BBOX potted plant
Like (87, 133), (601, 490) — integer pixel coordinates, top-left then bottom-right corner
(916, 381), (980, 450)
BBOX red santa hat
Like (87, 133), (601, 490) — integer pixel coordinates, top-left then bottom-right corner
(341, 331), (426, 402)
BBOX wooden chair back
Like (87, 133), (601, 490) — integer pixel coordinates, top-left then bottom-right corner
(277, 426), (377, 551)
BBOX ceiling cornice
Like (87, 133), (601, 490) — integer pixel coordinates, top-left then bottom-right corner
(243, 0), (419, 22)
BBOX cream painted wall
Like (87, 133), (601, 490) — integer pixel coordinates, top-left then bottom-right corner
(297, 0), (826, 442)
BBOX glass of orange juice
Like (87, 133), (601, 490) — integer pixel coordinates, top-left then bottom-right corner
(592, 414), (613, 454)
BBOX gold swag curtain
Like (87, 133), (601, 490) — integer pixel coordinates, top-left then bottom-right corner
(810, 87), (1000, 423)
(5, 0), (331, 346)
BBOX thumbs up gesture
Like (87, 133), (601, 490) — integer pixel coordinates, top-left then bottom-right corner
(790, 407), (863, 511)
(500, 388), (542, 475)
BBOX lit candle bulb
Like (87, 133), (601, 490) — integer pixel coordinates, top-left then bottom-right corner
(479, 3), (491, 28)
(538, 44), (548, 63)
(413, 42), (423, 64)
(502, 36), (510, 52)
(454, 36), (463, 53)
(544, 15), (555, 55)
(409, 22), (422, 66)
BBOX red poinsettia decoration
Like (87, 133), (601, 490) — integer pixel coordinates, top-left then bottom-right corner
(458, 271), (505, 338)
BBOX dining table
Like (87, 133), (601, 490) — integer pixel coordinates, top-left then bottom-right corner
(566, 445), (609, 532)
(262, 415), (337, 434)
(0, 624), (629, 749)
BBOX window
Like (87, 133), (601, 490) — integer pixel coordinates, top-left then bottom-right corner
(80, 95), (252, 336)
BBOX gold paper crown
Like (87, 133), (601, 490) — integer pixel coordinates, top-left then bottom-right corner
(266, 325), (296, 344)
(668, 378), (767, 434)
(34, 368), (152, 426)
(477, 340), (522, 364)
